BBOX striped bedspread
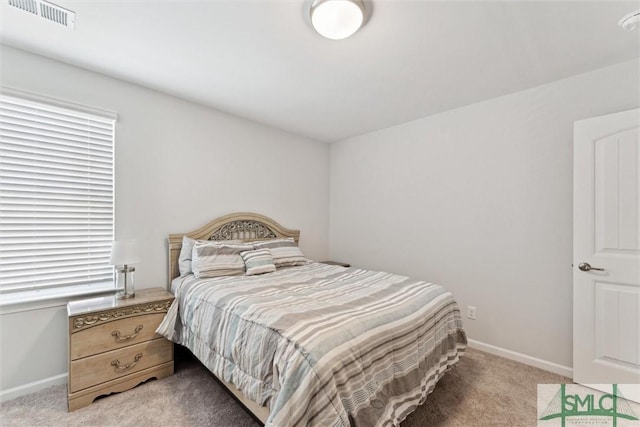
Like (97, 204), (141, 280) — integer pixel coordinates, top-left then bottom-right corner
(157, 262), (467, 426)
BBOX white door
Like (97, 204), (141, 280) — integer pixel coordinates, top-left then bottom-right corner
(574, 109), (640, 393)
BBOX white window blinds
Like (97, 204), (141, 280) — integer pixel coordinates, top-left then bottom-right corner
(0, 93), (115, 299)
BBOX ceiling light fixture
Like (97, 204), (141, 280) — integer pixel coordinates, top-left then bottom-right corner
(310, 0), (366, 40)
(618, 10), (640, 30)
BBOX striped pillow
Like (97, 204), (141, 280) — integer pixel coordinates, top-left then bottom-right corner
(251, 238), (308, 268)
(191, 241), (254, 278)
(179, 237), (244, 277)
(240, 249), (276, 276)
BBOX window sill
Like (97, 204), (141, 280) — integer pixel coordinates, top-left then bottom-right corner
(0, 283), (117, 314)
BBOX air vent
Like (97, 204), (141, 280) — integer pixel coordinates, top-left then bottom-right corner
(8, 0), (75, 29)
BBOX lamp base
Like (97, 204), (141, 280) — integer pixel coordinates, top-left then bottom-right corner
(114, 265), (136, 300)
(115, 291), (135, 299)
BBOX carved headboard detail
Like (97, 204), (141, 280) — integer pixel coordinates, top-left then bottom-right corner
(167, 212), (300, 287)
(209, 220), (277, 241)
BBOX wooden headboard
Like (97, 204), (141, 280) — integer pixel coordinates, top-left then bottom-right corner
(167, 212), (300, 287)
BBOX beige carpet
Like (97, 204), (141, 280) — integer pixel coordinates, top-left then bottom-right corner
(1, 347), (570, 426)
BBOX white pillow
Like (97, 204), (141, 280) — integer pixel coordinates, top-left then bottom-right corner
(178, 236), (196, 277)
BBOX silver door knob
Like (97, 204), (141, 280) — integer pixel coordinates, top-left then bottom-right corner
(578, 262), (605, 272)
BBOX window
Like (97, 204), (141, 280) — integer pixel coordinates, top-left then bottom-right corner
(0, 91), (116, 305)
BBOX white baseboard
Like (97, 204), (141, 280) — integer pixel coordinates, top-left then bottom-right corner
(467, 339), (573, 379)
(0, 373), (68, 402)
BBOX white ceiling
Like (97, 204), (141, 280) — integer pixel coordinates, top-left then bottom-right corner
(1, 0), (639, 142)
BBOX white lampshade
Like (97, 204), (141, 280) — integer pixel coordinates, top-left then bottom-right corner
(109, 240), (141, 266)
(311, 0), (365, 40)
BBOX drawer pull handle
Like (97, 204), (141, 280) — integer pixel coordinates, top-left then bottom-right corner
(111, 325), (143, 342)
(111, 353), (143, 372)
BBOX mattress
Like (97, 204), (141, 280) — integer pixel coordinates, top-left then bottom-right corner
(157, 262), (467, 426)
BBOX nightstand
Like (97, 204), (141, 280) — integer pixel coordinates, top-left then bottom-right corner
(321, 261), (351, 267)
(67, 287), (174, 411)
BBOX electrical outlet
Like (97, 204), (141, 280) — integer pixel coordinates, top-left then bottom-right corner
(467, 305), (477, 320)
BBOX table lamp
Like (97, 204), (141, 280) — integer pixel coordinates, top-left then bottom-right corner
(109, 239), (141, 299)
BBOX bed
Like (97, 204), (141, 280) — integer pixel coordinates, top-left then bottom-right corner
(157, 212), (467, 426)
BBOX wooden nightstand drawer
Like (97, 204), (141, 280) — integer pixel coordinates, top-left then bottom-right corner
(69, 337), (172, 393)
(70, 312), (166, 360)
(67, 288), (175, 411)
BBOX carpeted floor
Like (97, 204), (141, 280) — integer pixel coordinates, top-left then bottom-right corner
(1, 347), (570, 426)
